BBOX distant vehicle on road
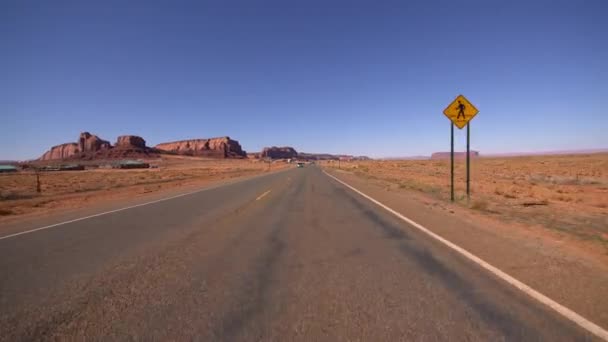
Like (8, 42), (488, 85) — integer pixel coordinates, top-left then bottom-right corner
(297, 162), (305, 168)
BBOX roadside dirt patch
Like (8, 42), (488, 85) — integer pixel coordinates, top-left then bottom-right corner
(0, 156), (290, 224)
(323, 154), (608, 254)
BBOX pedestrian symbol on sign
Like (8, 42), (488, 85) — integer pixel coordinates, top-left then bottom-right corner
(457, 101), (466, 119)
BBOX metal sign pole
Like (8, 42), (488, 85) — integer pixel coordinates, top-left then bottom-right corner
(466, 122), (470, 199)
(443, 94), (478, 202)
(36, 170), (41, 193)
(451, 122), (454, 202)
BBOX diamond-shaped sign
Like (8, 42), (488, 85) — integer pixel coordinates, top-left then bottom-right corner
(443, 95), (479, 129)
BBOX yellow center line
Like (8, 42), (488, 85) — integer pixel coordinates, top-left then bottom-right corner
(256, 190), (272, 201)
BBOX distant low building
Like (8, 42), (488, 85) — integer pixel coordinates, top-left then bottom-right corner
(60, 164), (85, 171)
(0, 165), (18, 173)
(112, 160), (150, 169)
(39, 164), (85, 172)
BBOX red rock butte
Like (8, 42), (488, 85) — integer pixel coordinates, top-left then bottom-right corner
(40, 133), (247, 161)
(260, 146), (298, 159)
(154, 137), (246, 158)
(115, 135), (147, 149)
(40, 132), (111, 161)
(38, 132), (154, 161)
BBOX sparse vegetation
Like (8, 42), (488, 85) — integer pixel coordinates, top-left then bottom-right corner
(0, 156), (288, 220)
(470, 199), (489, 211)
(325, 153), (608, 246)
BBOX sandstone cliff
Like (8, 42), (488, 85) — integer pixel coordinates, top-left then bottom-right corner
(78, 132), (110, 153)
(257, 147), (368, 161)
(39, 133), (247, 161)
(87, 135), (158, 160)
(260, 147), (298, 159)
(39, 143), (80, 161)
(115, 135), (146, 149)
(155, 137), (246, 158)
(40, 132), (110, 161)
(39, 132), (158, 161)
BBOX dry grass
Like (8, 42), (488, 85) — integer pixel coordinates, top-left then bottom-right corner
(0, 156), (286, 219)
(325, 153), (608, 246)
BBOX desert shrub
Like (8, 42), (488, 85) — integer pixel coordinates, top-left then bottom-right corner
(0, 191), (37, 201)
(528, 174), (602, 186)
(470, 200), (489, 211)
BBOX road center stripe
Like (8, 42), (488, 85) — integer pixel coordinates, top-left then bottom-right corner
(0, 169), (292, 241)
(256, 190), (271, 201)
(323, 170), (608, 341)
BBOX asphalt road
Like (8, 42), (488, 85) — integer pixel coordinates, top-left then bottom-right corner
(0, 166), (598, 341)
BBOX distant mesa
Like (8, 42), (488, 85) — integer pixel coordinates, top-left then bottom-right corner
(154, 137), (246, 158)
(299, 153), (370, 161)
(39, 133), (248, 161)
(40, 132), (113, 161)
(256, 146), (369, 161)
(260, 146), (298, 159)
(37, 134), (371, 162)
(0, 160), (19, 165)
(115, 135), (147, 149)
(39, 132), (156, 161)
(40, 142), (80, 161)
(79, 132), (111, 153)
(431, 151), (480, 160)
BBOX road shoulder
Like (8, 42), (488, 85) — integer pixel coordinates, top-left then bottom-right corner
(323, 167), (608, 331)
(0, 167), (293, 237)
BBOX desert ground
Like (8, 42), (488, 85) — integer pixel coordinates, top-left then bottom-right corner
(0, 156), (286, 223)
(323, 153), (608, 255)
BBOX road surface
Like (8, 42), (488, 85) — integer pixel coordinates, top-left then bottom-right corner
(0, 166), (598, 340)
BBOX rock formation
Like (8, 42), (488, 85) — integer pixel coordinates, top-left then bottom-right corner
(39, 143), (80, 161)
(39, 132), (158, 161)
(431, 151), (480, 160)
(115, 135), (146, 149)
(255, 147), (368, 161)
(260, 147), (298, 159)
(86, 135), (157, 159)
(39, 132), (112, 160)
(39, 133), (247, 161)
(155, 137), (246, 158)
(78, 132), (111, 153)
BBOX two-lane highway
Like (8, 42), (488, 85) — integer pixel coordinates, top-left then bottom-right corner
(0, 166), (598, 340)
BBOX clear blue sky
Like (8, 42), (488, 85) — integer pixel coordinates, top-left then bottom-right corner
(1, 0), (607, 160)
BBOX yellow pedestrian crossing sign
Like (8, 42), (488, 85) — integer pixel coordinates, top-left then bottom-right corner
(443, 95), (478, 129)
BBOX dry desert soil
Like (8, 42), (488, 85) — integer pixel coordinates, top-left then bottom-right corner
(0, 156), (287, 224)
(322, 153), (608, 259)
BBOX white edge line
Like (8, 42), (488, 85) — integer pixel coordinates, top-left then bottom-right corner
(323, 170), (608, 341)
(0, 169), (291, 241)
(256, 190), (272, 201)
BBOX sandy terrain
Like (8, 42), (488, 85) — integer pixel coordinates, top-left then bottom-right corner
(323, 153), (608, 255)
(0, 156), (285, 223)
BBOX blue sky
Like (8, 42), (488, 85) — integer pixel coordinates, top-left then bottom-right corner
(1, 0), (607, 160)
